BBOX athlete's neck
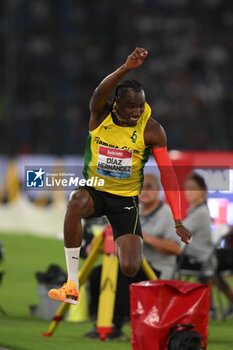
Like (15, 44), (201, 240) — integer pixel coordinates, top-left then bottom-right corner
(112, 112), (129, 127)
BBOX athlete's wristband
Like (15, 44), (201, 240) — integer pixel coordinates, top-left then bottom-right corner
(175, 223), (183, 228)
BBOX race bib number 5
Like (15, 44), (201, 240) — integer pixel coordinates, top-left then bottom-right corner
(97, 145), (132, 179)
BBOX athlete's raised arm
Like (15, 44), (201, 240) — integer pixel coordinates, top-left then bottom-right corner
(89, 47), (148, 130)
(145, 119), (192, 244)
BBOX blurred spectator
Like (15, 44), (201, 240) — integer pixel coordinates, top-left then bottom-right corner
(140, 173), (181, 279)
(176, 173), (233, 319)
(177, 172), (233, 318)
(180, 172), (216, 274)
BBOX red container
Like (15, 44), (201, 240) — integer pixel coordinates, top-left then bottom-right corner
(130, 280), (210, 350)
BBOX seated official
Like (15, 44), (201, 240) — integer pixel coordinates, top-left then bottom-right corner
(179, 172), (216, 274)
(176, 172), (218, 317)
(140, 173), (181, 279)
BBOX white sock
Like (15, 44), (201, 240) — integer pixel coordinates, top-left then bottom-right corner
(64, 247), (80, 290)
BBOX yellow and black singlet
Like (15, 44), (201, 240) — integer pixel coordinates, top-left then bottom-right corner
(83, 102), (152, 197)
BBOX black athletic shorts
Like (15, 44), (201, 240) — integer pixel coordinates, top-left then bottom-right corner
(82, 186), (142, 241)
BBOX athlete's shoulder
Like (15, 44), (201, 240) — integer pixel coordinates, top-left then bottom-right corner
(144, 117), (167, 147)
(146, 116), (162, 130)
(89, 102), (111, 131)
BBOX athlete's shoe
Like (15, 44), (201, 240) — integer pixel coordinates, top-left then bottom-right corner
(48, 280), (79, 305)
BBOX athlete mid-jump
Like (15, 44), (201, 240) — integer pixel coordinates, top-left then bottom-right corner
(48, 47), (191, 305)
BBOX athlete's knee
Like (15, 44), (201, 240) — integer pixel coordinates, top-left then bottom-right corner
(119, 258), (141, 277)
(116, 234), (143, 277)
(67, 190), (91, 217)
(67, 191), (82, 213)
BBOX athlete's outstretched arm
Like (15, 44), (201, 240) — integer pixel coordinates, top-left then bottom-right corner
(89, 47), (148, 123)
(144, 119), (192, 244)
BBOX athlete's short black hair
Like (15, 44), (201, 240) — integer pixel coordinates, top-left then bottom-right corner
(115, 79), (143, 98)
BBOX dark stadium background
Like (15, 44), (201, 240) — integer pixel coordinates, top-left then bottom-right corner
(0, 0), (233, 156)
(1, 2), (233, 350)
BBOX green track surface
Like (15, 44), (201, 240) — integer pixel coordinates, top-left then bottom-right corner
(0, 233), (233, 350)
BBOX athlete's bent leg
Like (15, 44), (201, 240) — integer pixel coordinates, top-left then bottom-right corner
(48, 189), (94, 304)
(64, 189), (95, 285)
(64, 188), (95, 247)
(115, 234), (143, 277)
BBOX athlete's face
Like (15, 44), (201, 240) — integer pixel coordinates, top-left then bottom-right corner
(116, 90), (145, 126)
